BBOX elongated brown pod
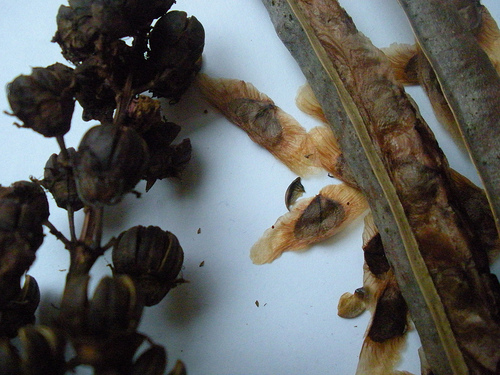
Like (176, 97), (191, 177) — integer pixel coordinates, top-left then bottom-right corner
(262, 0), (500, 373)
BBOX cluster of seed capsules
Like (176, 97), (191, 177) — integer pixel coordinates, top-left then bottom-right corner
(1, 0), (204, 373)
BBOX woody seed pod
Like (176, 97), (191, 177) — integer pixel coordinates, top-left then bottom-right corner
(7, 63), (75, 137)
(0, 275), (40, 338)
(112, 225), (184, 306)
(18, 325), (66, 375)
(41, 148), (83, 212)
(74, 124), (149, 206)
(0, 181), (49, 304)
(131, 345), (167, 375)
(149, 11), (205, 101)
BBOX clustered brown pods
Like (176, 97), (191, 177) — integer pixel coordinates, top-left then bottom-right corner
(2, 0), (204, 373)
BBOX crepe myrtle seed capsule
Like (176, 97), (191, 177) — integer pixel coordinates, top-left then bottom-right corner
(18, 325), (66, 375)
(0, 275), (40, 338)
(131, 344), (167, 375)
(0, 180), (50, 252)
(7, 63), (75, 137)
(74, 124), (149, 206)
(112, 226), (184, 306)
(41, 148), (84, 212)
(148, 11), (205, 101)
(0, 339), (22, 375)
(58, 275), (145, 370)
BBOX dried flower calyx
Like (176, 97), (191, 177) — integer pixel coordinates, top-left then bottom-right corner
(74, 124), (149, 206)
(125, 96), (192, 191)
(112, 225), (184, 306)
(7, 63), (75, 137)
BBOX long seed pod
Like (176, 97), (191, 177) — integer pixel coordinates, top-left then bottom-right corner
(396, 0), (500, 236)
(261, 0), (500, 373)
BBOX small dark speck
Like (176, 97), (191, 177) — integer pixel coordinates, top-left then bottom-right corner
(203, 109), (208, 114)
(346, 201), (350, 206)
(272, 225), (275, 229)
(199, 261), (205, 267)
(197, 228), (201, 234)
(59, 269), (67, 272)
(255, 300), (259, 307)
(264, 303), (267, 306)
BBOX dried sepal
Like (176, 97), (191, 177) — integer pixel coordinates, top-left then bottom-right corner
(197, 74), (321, 177)
(123, 96), (192, 191)
(250, 183), (368, 264)
(337, 288), (366, 319)
(285, 177), (305, 210)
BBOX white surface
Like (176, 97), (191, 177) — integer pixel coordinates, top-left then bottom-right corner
(1, 1), (499, 374)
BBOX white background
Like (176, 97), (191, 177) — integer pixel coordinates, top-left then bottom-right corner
(1, 1), (500, 374)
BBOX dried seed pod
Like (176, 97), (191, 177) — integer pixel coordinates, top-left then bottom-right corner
(53, 3), (100, 63)
(0, 181), (49, 260)
(58, 275), (146, 370)
(18, 325), (66, 375)
(91, 0), (176, 38)
(0, 338), (22, 375)
(149, 11), (205, 101)
(74, 124), (149, 206)
(41, 148), (83, 212)
(7, 63), (75, 137)
(250, 183), (368, 264)
(131, 345), (167, 375)
(285, 177), (305, 210)
(73, 57), (117, 122)
(337, 288), (367, 319)
(198, 74), (321, 177)
(112, 226), (184, 306)
(0, 275), (40, 338)
(87, 275), (143, 335)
